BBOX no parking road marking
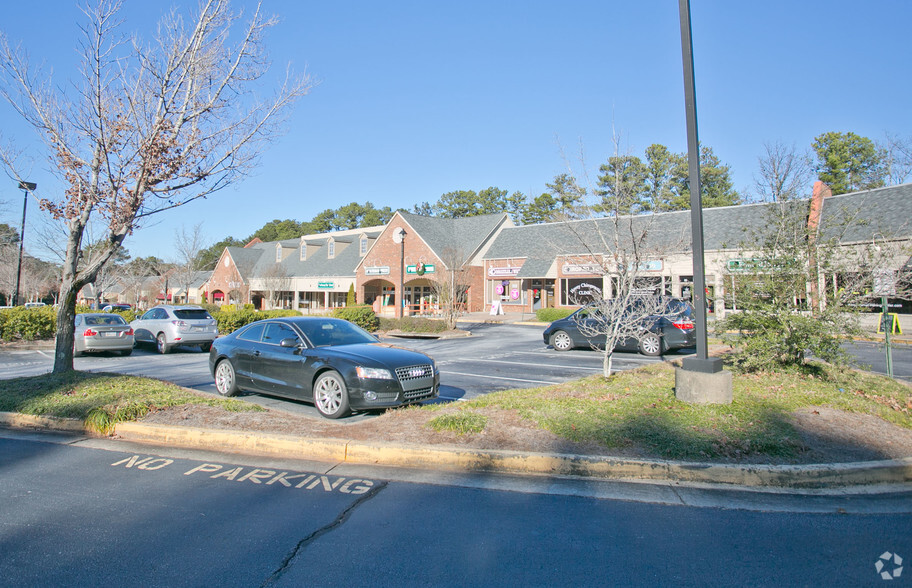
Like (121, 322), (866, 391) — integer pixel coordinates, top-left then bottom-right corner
(111, 455), (375, 495)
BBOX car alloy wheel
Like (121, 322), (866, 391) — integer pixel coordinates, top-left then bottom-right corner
(638, 333), (662, 356)
(313, 371), (351, 419)
(156, 333), (171, 354)
(550, 330), (573, 352)
(214, 360), (239, 397)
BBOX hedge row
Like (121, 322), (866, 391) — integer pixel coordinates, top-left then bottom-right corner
(331, 306), (380, 332)
(535, 307), (574, 322)
(216, 308), (302, 334)
(0, 306), (57, 341)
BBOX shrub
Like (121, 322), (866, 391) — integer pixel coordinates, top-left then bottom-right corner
(536, 308), (574, 323)
(332, 305), (379, 332)
(198, 303), (222, 315)
(0, 306), (56, 341)
(379, 316), (448, 333)
(214, 308), (302, 334)
(215, 308), (258, 333)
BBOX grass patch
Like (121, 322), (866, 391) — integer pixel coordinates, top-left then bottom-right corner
(460, 362), (912, 461)
(427, 411), (488, 435)
(0, 371), (261, 434)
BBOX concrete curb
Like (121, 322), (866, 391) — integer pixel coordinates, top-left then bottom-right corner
(3, 412), (910, 489)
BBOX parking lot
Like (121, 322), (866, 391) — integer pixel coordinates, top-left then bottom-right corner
(0, 322), (683, 419)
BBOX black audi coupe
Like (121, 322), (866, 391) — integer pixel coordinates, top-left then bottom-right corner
(209, 316), (439, 419)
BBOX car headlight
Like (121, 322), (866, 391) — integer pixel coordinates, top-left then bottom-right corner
(356, 366), (393, 380)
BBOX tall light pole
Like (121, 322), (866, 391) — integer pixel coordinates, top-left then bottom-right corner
(13, 181), (36, 307)
(675, 0), (732, 403)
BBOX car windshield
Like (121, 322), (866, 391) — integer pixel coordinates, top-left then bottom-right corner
(173, 309), (212, 320)
(299, 319), (377, 347)
(85, 315), (126, 326)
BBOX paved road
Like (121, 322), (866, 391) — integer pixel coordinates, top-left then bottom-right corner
(1, 431), (910, 587)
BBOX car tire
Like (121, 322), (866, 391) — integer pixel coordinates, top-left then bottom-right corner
(199, 342), (212, 353)
(549, 330), (573, 352)
(156, 333), (171, 354)
(214, 359), (240, 397)
(119, 348), (133, 357)
(638, 332), (662, 356)
(313, 370), (351, 419)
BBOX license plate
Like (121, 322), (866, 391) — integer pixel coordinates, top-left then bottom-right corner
(102, 332), (118, 337)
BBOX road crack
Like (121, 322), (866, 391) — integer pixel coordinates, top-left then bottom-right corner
(260, 481), (388, 586)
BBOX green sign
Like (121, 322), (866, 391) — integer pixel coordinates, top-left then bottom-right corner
(318, 281), (334, 289)
(406, 263), (435, 275)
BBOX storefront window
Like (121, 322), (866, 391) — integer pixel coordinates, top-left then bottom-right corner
(561, 277), (603, 305)
(493, 279), (522, 304)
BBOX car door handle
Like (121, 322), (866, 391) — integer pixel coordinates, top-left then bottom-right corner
(253, 350), (261, 357)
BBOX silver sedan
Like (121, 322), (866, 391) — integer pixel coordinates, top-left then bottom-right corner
(73, 313), (135, 356)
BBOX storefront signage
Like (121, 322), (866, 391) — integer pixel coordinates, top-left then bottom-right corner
(406, 264), (435, 275)
(318, 281), (334, 289)
(488, 266), (520, 277)
(562, 263), (602, 275)
(365, 266), (390, 276)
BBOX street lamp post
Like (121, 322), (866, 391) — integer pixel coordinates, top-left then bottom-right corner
(13, 181), (36, 307)
(393, 227), (406, 318)
(675, 0), (732, 403)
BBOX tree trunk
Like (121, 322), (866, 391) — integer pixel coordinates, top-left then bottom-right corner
(53, 279), (79, 373)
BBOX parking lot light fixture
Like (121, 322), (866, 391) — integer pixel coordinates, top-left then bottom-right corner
(13, 181), (37, 307)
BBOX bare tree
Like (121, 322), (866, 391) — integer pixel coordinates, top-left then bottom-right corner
(0, 0), (311, 372)
(259, 263), (292, 309)
(753, 141), (813, 202)
(554, 130), (687, 377)
(117, 257), (154, 309)
(882, 133), (912, 186)
(430, 248), (470, 329)
(172, 222), (208, 304)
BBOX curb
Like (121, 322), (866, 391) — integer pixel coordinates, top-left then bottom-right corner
(3, 413), (911, 489)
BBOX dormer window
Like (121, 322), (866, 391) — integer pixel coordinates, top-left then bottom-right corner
(300, 242), (306, 261)
(360, 236), (368, 255)
(275, 244), (281, 263)
(328, 240), (335, 259)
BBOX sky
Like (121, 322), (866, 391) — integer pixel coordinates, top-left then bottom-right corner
(1, 0), (910, 262)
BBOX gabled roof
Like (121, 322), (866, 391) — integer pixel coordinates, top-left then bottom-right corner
(397, 211), (510, 266)
(226, 246), (266, 281)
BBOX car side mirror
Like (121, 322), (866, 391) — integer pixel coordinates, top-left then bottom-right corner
(280, 337), (301, 348)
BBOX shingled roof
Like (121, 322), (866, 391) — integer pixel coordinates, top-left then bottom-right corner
(483, 183), (912, 262)
(398, 211), (510, 266)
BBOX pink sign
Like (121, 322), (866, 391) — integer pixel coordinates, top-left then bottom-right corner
(495, 284), (504, 295)
(510, 289), (520, 300)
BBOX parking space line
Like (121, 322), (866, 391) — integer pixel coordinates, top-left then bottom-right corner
(462, 358), (603, 372)
(442, 370), (557, 385)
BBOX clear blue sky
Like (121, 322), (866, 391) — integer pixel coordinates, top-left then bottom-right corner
(1, 1), (909, 261)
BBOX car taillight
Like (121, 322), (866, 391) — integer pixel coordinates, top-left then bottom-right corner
(83, 328), (97, 336)
(672, 320), (694, 330)
(125, 328), (134, 336)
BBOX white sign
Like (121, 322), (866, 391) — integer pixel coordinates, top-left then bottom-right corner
(365, 266), (390, 276)
(488, 266), (520, 277)
(562, 263), (602, 275)
(874, 269), (897, 296)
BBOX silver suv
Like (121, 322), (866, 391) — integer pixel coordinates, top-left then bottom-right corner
(131, 305), (218, 354)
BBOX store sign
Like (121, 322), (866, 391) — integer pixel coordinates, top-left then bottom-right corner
(562, 263), (602, 275)
(406, 264), (435, 275)
(318, 281), (334, 289)
(365, 266), (390, 276)
(488, 266), (520, 277)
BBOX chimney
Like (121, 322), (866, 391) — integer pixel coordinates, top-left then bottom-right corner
(807, 181), (832, 312)
(807, 181), (832, 234)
